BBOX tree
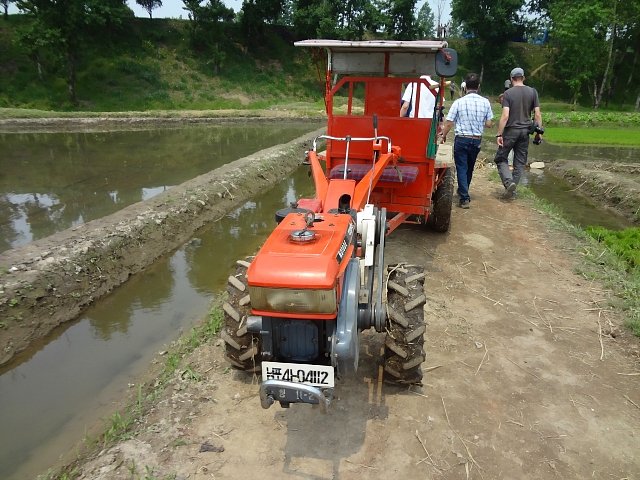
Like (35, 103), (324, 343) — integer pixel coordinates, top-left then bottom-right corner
(451, 0), (526, 79)
(416, 2), (435, 39)
(136, 0), (162, 19)
(239, 0), (285, 48)
(380, 0), (418, 40)
(15, 0), (133, 104)
(549, 0), (640, 109)
(2, 0), (12, 20)
(548, 0), (603, 107)
(182, 0), (233, 72)
(292, 0), (340, 39)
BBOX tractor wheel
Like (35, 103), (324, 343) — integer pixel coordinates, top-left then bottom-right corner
(427, 167), (454, 232)
(383, 263), (427, 385)
(222, 258), (261, 372)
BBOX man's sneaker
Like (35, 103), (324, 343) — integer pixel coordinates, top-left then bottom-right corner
(506, 182), (517, 194)
(459, 199), (470, 209)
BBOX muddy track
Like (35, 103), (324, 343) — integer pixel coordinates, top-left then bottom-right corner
(71, 169), (640, 480)
(0, 126), (325, 366)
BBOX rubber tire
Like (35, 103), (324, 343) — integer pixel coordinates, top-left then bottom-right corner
(383, 264), (427, 385)
(427, 167), (454, 233)
(222, 259), (261, 372)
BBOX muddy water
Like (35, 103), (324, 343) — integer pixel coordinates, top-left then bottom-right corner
(0, 167), (314, 480)
(482, 140), (636, 230)
(0, 122), (318, 253)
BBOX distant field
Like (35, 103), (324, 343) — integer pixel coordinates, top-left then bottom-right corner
(546, 127), (640, 146)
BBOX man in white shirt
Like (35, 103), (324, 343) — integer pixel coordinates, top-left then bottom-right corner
(399, 75), (440, 118)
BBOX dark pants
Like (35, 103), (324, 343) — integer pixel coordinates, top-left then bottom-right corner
(453, 136), (481, 202)
(494, 128), (529, 187)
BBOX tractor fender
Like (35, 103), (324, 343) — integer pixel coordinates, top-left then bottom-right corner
(332, 258), (360, 378)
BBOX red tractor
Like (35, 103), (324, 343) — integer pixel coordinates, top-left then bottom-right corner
(222, 40), (458, 410)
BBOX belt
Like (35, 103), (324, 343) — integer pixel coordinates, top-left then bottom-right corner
(456, 134), (482, 139)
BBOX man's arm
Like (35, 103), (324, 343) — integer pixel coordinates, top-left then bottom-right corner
(496, 106), (509, 147)
(400, 101), (410, 117)
(440, 119), (455, 142)
(484, 102), (494, 128)
(533, 106), (542, 128)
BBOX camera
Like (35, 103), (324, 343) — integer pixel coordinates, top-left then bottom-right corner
(531, 124), (544, 145)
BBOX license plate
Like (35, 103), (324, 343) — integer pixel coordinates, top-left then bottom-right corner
(262, 361), (335, 388)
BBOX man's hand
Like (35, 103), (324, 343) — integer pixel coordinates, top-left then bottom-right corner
(497, 136), (504, 147)
(439, 134), (447, 144)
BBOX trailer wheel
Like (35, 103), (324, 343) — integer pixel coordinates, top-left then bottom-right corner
(222, 259), (261, 372)
(383, 264), (426, 385)
(427, 167), (454, 233)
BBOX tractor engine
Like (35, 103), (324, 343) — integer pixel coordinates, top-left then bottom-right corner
(245, 210), (362, 384)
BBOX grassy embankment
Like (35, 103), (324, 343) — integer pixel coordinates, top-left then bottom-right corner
(0, 16), (322, 113)
(511, 184), (640, 336)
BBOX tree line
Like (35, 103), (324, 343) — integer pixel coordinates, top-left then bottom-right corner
(2, 0), (638, 109)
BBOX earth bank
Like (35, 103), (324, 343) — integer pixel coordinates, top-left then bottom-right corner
(0, 124), (325, 366)
(546, 159), (640, 224)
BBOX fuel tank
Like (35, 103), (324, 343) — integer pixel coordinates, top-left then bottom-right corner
(247, 211), (355, 290)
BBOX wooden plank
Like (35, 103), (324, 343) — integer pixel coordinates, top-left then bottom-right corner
(435, 144), (452, 168)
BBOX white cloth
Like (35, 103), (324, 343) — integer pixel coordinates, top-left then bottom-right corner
(402, 75), (439, 119)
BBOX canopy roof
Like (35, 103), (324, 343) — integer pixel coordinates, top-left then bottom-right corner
(294, 40), (448, 53)
(294, 39), (448, 76)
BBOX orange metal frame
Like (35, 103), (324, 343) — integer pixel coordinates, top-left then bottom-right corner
(309, 73), (447, 234)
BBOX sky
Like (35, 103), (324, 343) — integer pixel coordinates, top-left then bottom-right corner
(9, 0), (451, 26)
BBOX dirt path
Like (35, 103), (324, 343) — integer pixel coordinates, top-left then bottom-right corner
(73, 168), (640, 480)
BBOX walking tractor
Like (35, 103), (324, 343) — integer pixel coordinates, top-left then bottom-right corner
(222, 40), (458, 410)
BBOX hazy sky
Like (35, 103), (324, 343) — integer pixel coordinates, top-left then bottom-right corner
(9, 0), (451, 27)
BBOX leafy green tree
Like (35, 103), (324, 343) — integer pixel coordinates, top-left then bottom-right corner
(136, 0), (162, 19)
(550, 0), (640, 108)
(293, 0), (340, 38)
(415, 2), (435, 39)
(15, 0), (133, 104)
(451, 0), (526, 79)
(239, 0), (285, 48)
(380, 0), (418, 39)
(182, 0), (234, 47)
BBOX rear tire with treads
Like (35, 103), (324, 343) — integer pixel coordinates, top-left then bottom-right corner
(383, 263), (427, 385)
(427, 167), (454, 232)
(222, 258), (261, 372)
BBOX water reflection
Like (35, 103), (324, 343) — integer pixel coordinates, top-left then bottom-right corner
(0, 166), (315, 480)
(0, 122), (320, 252)
(524, 141), (634, 230)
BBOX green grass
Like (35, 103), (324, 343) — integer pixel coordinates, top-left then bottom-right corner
(585, 227), (640, 273)
(544, 127), (640, 146)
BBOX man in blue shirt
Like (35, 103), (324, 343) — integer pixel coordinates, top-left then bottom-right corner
(440, 72), (493, 209)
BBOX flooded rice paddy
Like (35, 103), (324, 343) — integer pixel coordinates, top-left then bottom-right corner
(0, 122), (319, 253)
